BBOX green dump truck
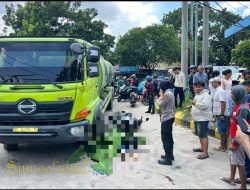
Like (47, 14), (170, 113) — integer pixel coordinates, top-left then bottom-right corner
(0, 37), (114, 151)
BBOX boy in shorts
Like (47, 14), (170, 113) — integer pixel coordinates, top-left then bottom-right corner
(191, 81), (212, 159)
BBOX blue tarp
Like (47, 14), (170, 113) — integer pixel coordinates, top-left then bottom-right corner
(224, 15), (250, 38)
(118, 66), (139, 73)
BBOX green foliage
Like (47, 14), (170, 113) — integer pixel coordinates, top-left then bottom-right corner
(2, 1), (115, 58)
(162, 3), (242, 66)
(232, 40), (250, 69)
(112, 24), (180, 74)
(209, 9), (242, 66)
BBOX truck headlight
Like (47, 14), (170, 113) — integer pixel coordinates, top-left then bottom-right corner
(70, 126), (85, 137)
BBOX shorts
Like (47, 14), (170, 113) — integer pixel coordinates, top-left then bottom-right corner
(195, 121), (209, 138)
(215, 115), (230, 135)
(229, 145), (245, 166)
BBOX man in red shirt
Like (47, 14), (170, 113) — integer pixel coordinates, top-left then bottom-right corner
(220, 85), (250, 189)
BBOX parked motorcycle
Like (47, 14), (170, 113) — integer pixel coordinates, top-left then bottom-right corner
(117, 85), (138, 107)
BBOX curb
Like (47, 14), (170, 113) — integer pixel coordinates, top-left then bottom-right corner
(174, 111), (221, 140)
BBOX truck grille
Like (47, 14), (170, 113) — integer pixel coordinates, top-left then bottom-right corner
(0, 100), (73, 126)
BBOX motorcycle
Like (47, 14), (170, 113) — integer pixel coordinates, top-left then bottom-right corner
(117, 85), (138, 107)
(118, 111), (149, 131)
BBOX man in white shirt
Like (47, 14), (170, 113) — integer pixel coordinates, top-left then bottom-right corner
(212, 77), (230, 152)
(173, 67), (185, 109)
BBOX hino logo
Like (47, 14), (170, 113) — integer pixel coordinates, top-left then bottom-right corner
(17, 99), (37, 114)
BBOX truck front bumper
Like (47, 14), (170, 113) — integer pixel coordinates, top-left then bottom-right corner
(0, 120), (89, 144)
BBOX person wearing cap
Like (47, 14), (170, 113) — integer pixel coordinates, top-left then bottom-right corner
(212, 77), (230, 152)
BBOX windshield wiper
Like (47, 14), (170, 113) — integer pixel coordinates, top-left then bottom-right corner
(50, 82), (63, 89)
(39, 78), (63, 89)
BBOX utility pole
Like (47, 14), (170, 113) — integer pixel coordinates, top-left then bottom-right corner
(181, 1), (188, 81)
(202, 1), (209, 66)
(194, 2), (198, 66)
(190, 1), (194, 68)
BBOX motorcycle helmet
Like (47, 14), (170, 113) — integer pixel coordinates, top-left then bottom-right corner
(131, 74), (136, 78)
(189, 65), (197, 70)
(146, 75), (152, 82)
(153, 74), (158, 79)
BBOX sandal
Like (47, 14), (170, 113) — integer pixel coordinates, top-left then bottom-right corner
(235, 178), (250, 184)
(220, 177), (236, 186)
(214, 146), (226, 152)
(193, 148), (203, 152)
(197, 154), (209, 159)
(235, 178), (240, 184)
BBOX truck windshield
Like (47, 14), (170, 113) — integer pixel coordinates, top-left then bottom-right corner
(0, 42), (83, 84)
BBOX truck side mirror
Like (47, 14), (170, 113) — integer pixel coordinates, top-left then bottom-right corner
(87, 62), (99, 78)
(87, 46), (100, 63)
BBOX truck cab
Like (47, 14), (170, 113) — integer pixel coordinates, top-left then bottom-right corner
(0, 37), (114, 150)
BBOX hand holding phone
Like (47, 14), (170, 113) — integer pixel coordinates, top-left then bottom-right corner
(235, 116), (250, 135)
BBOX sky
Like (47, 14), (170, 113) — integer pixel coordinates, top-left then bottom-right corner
(0, 1), (250, 39)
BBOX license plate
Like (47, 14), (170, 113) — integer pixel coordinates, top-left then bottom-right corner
(13, 128), (38, 133)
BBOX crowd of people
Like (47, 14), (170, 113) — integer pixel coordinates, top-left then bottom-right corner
(157, 65), (250, 189)
(113, 74), (139, 96)
(113, 67), (250, 188)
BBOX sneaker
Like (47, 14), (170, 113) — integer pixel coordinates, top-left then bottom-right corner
(161, 154), (174, 160)
(158, 158), (172, 165)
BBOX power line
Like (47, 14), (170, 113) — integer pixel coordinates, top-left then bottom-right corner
(215, 1), (225, 11)
(237, 2), (250, 9)
(197, 1), (245, 29)
(222, 1), (242, 14)
(215, 1), (244, 26)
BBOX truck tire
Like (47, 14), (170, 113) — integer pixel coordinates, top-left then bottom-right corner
(4, 144), (18, 151)
(106, 99), (113, 110)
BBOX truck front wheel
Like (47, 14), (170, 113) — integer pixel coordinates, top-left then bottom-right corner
(4, 144), (18, 151)
(106, 99), (113, 110)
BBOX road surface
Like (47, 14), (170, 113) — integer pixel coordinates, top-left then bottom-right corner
(0, 100), (249, 189)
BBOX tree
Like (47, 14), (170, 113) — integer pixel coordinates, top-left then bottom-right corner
(2, 1), (115, 58)
(231, 40), (250, 69)
(208, 8), (242, 66)
(162, 3), (242, 66)
(113, 24), (180, 74)
(162, 4), (203, 36)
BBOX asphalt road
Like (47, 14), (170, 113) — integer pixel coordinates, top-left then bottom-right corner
(0, 99), (249, 189)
